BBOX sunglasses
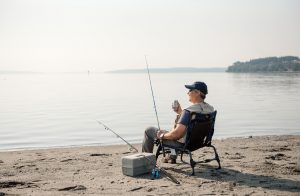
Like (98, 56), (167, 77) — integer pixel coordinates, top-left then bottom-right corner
(188, 89), (197, 93)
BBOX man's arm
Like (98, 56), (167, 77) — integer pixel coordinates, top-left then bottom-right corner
(162, 124), (186, 140)
(156, 109), (190, 141)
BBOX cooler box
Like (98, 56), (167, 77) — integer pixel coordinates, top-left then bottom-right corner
(122, 153), (156, 177)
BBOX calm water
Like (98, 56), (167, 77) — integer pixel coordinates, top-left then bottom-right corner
(1, 72), (300, 151)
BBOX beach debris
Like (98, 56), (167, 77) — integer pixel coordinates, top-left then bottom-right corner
(269, 146), (291, 152)
(147, 187), (155, 192)
(229, 181), (237, 191)
(258, 146), (292, 152)
(58, 185), (87, 191)
(73, 169), (80, 175)
(0, 181), (25, 188)
(13, 165), (25, 169)
(226, 152), (245, 160)
(293, 167), (300, 173)
(129, 186), (143, 192)
(0, 181), (37, 189)
(264, 160), (274, 165)
(90, 153), (111, 157)
(13, 164), (36, 169)
(0, 160), (3, 163)
(265, 153), (288, 160)
(60, 158), (73, 162)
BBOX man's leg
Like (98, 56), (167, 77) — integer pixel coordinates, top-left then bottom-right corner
(161, 140), (184, 163)
(142, 126), (158, 153)
(163, 140), (184, 149)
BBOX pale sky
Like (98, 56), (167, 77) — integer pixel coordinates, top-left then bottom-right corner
(0, 0), (299, 72)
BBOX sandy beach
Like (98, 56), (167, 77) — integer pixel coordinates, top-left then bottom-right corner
(0, 135), (300, 195)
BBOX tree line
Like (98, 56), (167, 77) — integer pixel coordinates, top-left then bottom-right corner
(227, 56), (300, 72)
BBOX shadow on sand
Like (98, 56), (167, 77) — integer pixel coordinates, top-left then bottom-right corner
(166, 164), (300, 193)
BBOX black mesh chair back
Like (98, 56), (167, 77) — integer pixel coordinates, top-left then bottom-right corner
(155, 110), (220, 175)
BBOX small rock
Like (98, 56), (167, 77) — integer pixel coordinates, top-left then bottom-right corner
(229, 182), (236, 191)
(60, 159), (73, 162)
(90, 153), (111, 157)
(0, 181), (25, 188)
(147, 187), (154, 192)
(294, 167), (300, 173)
(58, 185), (86, 191)
(266, 153), (286, 160)
(129, 186), (143, 192)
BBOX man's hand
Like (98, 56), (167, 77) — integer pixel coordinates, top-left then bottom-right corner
(172, 100), (182, 114)
(156, 130), (165, 139)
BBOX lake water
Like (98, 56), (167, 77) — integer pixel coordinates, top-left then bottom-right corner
(1, 72), (300, 151)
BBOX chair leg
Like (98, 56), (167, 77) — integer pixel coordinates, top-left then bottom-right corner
(211, 145), (221, 169)
(180, 152), (184, 162)
(188, 151), (196, 176)
(155, 144), (162, 160)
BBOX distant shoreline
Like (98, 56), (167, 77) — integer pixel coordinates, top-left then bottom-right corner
(106, 67), (226, 73)
(2, 68), (300, 75)
(0, 67), (227, 74)
(227, 56), (300, 72)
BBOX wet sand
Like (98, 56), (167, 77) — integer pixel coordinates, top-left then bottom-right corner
(0, 135), (300, 195)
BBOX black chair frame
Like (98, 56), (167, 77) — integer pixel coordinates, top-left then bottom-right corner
(155, 110), (221, 175)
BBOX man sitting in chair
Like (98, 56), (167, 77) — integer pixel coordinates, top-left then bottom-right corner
(142, 81), (214, 163)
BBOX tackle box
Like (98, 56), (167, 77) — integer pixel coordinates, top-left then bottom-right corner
(122, 153), (156, 177)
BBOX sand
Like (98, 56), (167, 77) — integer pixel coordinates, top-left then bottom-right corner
(0, 135), (300, 195)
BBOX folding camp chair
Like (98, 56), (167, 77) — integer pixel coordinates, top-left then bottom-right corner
(155, 110), (221, 175)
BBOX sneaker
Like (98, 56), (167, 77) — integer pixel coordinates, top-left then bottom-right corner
(161, 157), (169, 163)
(169, 155), (177, 164)
(161, 154), (171, 163)
(161, 154), (177, 164)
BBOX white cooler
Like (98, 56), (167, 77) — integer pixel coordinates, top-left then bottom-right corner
(122, 153), (156, 176)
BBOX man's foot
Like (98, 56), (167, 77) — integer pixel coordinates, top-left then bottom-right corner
(161, 154), (177, 164)
(161, 154), (171, 163)
(161, 157), (169, 163)
(169, 158), (176, 164)
(169, 155), (176, 164)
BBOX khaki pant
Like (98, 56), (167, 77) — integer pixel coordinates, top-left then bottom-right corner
(142, 126), (184, 153)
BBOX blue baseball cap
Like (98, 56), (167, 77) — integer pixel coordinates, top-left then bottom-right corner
(185, 81), (208, 95)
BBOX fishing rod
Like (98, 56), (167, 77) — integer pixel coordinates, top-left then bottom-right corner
(145, 55), (167, 157)
(144, 55), (160, 130)
(96, 120), (138, 153)
(96, 120), (180, 184)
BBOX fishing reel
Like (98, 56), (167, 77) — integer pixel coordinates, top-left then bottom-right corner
(154, 139), (161, 146)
